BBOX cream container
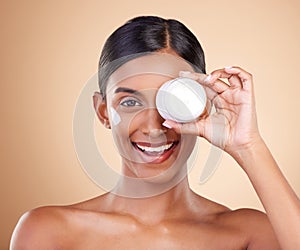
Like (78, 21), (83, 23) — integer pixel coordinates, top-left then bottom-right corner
(156, 77), (207, 122)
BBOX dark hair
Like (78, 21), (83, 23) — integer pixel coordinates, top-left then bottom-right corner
(98, 16), (206, 96)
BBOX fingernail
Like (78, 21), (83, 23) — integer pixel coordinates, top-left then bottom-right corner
(204, 74), (212, 83)
(179, 71), (192, 77)
(224, 66), (233, 70)
(162, 121), (172, 129)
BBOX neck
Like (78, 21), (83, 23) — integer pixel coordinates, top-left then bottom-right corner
(105, 176), (194, 225)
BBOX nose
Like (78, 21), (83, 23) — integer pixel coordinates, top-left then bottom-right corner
(140, 108), (167, 136)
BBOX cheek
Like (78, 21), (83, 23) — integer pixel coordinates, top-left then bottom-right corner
(180, 135), (197, 158)
(111, 107), (146, 134)
(110, 118), (133, 159)
(110, 107), (121, 126)
(110, 111), (137, 144)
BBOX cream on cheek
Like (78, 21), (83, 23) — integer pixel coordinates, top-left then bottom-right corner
(110, 107), (121, 126)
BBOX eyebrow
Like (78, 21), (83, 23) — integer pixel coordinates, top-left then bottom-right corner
(114, 87), (141, 95)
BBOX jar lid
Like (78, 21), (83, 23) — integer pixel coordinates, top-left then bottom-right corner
(156, 77), (207, 122)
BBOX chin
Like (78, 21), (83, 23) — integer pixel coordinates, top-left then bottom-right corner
(141, 164), (188, 185)
(122, 150), (191, 185)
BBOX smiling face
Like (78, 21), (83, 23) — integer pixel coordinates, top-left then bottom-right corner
(94, 53), (199, 182)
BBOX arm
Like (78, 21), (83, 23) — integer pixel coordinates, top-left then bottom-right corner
(234, 138), (300, 249)
(165, 67), (300, 249)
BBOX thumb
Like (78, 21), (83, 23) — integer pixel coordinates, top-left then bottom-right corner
(162, 119), (206, 137)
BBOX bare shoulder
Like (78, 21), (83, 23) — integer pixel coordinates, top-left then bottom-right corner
(220, 208), (280, 249)
(10, 206), (69, 249)
(10, 195), (110, 249)
(190, 193), (280, 249)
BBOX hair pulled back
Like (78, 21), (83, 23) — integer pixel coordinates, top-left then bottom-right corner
(98, 16), (206, 96)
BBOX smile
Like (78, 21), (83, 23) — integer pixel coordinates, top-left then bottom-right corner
(132, 141), (179, 155)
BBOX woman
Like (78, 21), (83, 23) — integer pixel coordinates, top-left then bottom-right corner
(10, 16), (300, 249)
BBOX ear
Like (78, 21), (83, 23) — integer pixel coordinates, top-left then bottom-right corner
(93, 92), (111, 129)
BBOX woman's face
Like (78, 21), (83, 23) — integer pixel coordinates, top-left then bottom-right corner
(98, 53), (199, 181)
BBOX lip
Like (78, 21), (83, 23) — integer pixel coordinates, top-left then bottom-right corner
(131, 141), (179, 164)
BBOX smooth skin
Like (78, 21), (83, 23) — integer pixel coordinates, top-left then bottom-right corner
(10, 65), (299, 249)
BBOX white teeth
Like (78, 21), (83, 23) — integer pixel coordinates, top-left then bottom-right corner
(136, 143), (174, 153)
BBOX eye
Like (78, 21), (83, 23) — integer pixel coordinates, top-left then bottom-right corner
(120, 98), (142, 107)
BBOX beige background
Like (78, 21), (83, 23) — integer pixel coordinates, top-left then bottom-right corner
(1, 0), (300, 249)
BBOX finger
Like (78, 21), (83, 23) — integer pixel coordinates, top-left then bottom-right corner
(211, 95), (227, 113)
(179, 71), (210, 85)
(209, 68), (243, 89)
(228, 74), (243, 89)
(208, 69), (232, 83)
(204, 86), (218, 101)
(179, 71), (229, 94)
(224, 66), (253, 91)
(208, 78), (230, 94)
(179, 71), (203, 80)
(162, 119), (206, 137)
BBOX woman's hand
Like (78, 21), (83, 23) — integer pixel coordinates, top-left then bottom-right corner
(163, 66), (262, 156)
(164, 67), (300, 250)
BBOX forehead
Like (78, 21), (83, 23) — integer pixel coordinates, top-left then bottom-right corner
(106, 53), (195, 92)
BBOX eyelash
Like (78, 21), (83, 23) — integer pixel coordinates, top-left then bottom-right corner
(120, 98), (142, 107)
